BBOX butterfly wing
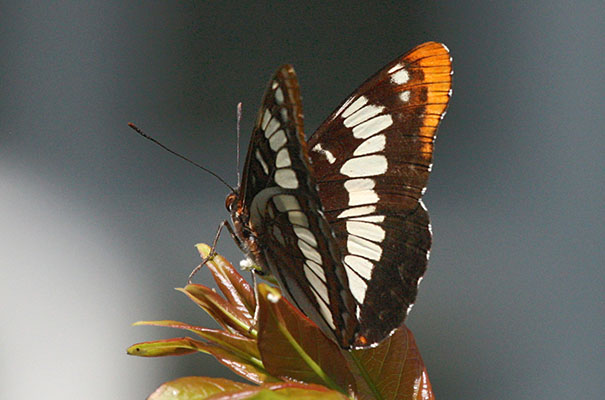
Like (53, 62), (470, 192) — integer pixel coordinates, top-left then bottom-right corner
(308, 42), (453, 345)
(235, 65), (359, 347)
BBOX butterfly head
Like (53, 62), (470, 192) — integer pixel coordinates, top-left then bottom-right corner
(225, 191), (238, 214)
(225, 190), (249, 239)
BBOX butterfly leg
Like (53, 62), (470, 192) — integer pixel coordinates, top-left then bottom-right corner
(248, 271), (261, 334)
(223, 221), (266, 277)
(187, 220), (228, 284)
(222, 222), (263, 332)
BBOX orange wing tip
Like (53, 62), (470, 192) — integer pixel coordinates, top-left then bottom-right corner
(356, 335), (369, 346)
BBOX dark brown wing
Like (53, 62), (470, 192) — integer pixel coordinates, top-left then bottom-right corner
(308, 42), (453, 345)
(236, 65), (359, 347)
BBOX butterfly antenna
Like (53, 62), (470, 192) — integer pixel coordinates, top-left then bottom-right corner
(236, 102), (242, 187)
(128, 123), (236, 192)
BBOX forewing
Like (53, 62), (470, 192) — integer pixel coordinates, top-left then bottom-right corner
(238, 66), (359, 348)
(308, 42), (453, 345)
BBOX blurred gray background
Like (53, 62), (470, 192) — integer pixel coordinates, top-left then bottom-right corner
(1, 1), (603, 399)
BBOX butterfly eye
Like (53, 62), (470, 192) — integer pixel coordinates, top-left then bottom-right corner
(225, 192), (237, 212)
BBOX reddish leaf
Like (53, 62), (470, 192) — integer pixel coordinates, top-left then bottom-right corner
(134, 320), (260, 360)
(348, 325), (434, 400)
(207, 381), (348, 400)
(148, 377), (254, 400)
(148, 377), (346, 400)
(202, 344), (273, 385)
(196, 243), (256, 317)
(179, 284), (255, 337)
(256, 284), (356, 396)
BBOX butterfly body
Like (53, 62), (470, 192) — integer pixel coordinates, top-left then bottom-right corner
(227, 42), (452, 349)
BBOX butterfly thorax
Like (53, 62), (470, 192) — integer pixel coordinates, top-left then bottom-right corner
(226, 191), (272, 278)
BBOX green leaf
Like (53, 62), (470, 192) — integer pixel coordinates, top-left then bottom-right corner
(196, 243), (256, 318)
(127, 337), (203, 357)
(347, 325), (434, 400)
(256, 284), (356, 395)
(148, 378), (347, 400)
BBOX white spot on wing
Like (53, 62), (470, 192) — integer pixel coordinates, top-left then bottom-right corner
(419, 199), (428, 211)
(346, 221), (385, 242)
(344, 178), (375, 191)
(353, 134), (386, 156)
(340, 155), (387, 177)
(293, 226), (318, 247)
(255, 149), (269, 174)
(305, 260), (326, 281)
(271, 81), (279, 89)
(265, 118), (281, 138)
(311, 143), (336, 164)
(275, 87), (284, 104)
(298, 239), (322, 264)
(387, 63), (404, 74)
(347, 235), (382, 261)
(273, 225), (285, 246)
(391, 68), (410, 85)
(312, 289), (335, 330)
(332, 98), (353, 121)
(344, 266), (368, 304)
(399, 90), (411, 102)
(288, 211), (309, 227)
(275, 148), (291, 167)
(261, 109), (272, 130)
(352, 115), (393, 139)
(337, 205), (376, 219)
(275, 169), (298, 189)
(344, 255), (374, 280)
(341, 96), (368, 118)
(344, 178), (378, 206)
(304, 265), (328, 303)
(303, 265), (334, 330)
(273, 194), (300, 212)
(344, 104), (385, 128)
(350, 215), (385, 223)
(269, 129), (287, 151)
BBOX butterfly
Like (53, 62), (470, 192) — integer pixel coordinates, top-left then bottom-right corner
(225, 42), (452, 349)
